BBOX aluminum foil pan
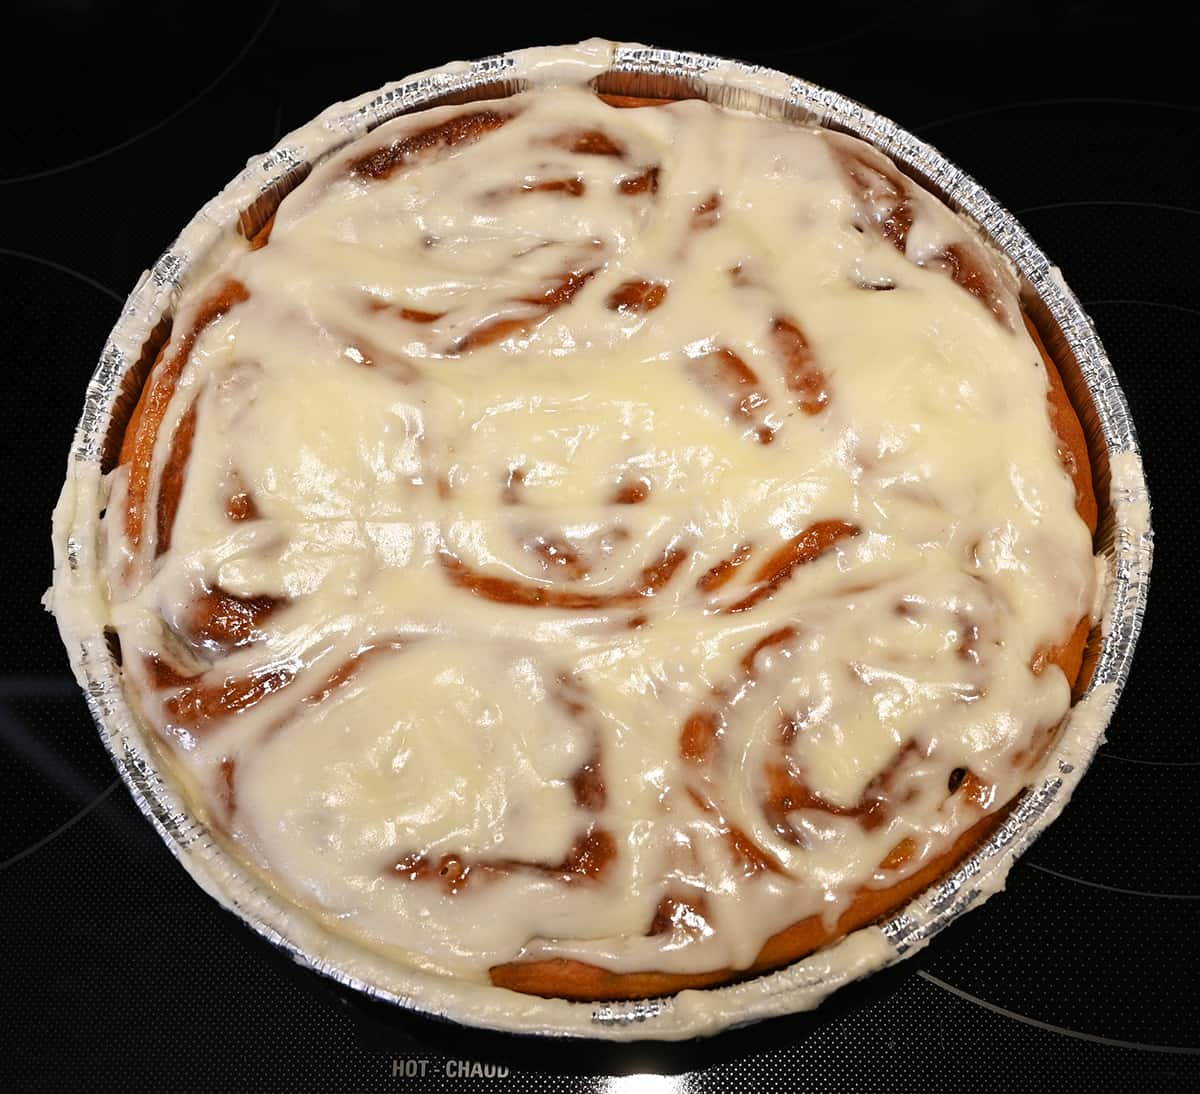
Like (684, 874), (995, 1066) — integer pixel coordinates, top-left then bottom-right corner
(48, 39), (1153, 1041)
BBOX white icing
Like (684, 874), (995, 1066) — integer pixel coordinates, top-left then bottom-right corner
(1110, 448), (1152, 541)
(93, 85), (1096, 986)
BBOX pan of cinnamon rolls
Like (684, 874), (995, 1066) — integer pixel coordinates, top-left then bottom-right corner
(48, 40), (1152, 1039)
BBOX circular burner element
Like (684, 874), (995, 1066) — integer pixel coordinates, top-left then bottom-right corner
(0, 250), (125, 865)
(923, 866), (1200, 1052)
(1, 0), (277, 183)
(912, 101), (1200, 212)
(1024, 757), (1198, 895)
(1082, 298), (1197, 766)
(1019, 204), (1198, 313)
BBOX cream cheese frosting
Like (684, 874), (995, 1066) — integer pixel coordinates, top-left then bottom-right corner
(99, 84), (1096, 984)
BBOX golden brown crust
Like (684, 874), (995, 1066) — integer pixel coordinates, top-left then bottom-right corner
(119, 279), (249, 557)
(596, 93), (679, 110)
(248, 213), (275, 251)
(489, 810), (1006, 1000)
(1025, 314), (1098, 537)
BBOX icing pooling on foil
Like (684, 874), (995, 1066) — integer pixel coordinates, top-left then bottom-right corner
(98, 85), (1095, 982)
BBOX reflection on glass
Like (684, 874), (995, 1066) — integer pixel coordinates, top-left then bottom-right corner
(603, 1073), (693, 1094)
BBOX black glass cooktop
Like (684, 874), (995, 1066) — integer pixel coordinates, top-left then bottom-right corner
(2, 3), (1196, 1091)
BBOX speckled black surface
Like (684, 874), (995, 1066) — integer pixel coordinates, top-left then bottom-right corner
(2, 2), (1196, 1091)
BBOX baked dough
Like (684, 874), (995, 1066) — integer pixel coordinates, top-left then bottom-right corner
(105, 85), (1097, 1000)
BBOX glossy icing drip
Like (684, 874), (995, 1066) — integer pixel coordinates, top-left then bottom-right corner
(103, 86), (1095, 981)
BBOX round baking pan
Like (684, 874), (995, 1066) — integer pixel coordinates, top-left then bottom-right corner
(48, 39), (1153, 1041)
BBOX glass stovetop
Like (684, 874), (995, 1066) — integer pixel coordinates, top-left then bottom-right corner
(2, 3), (1195, 1090)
